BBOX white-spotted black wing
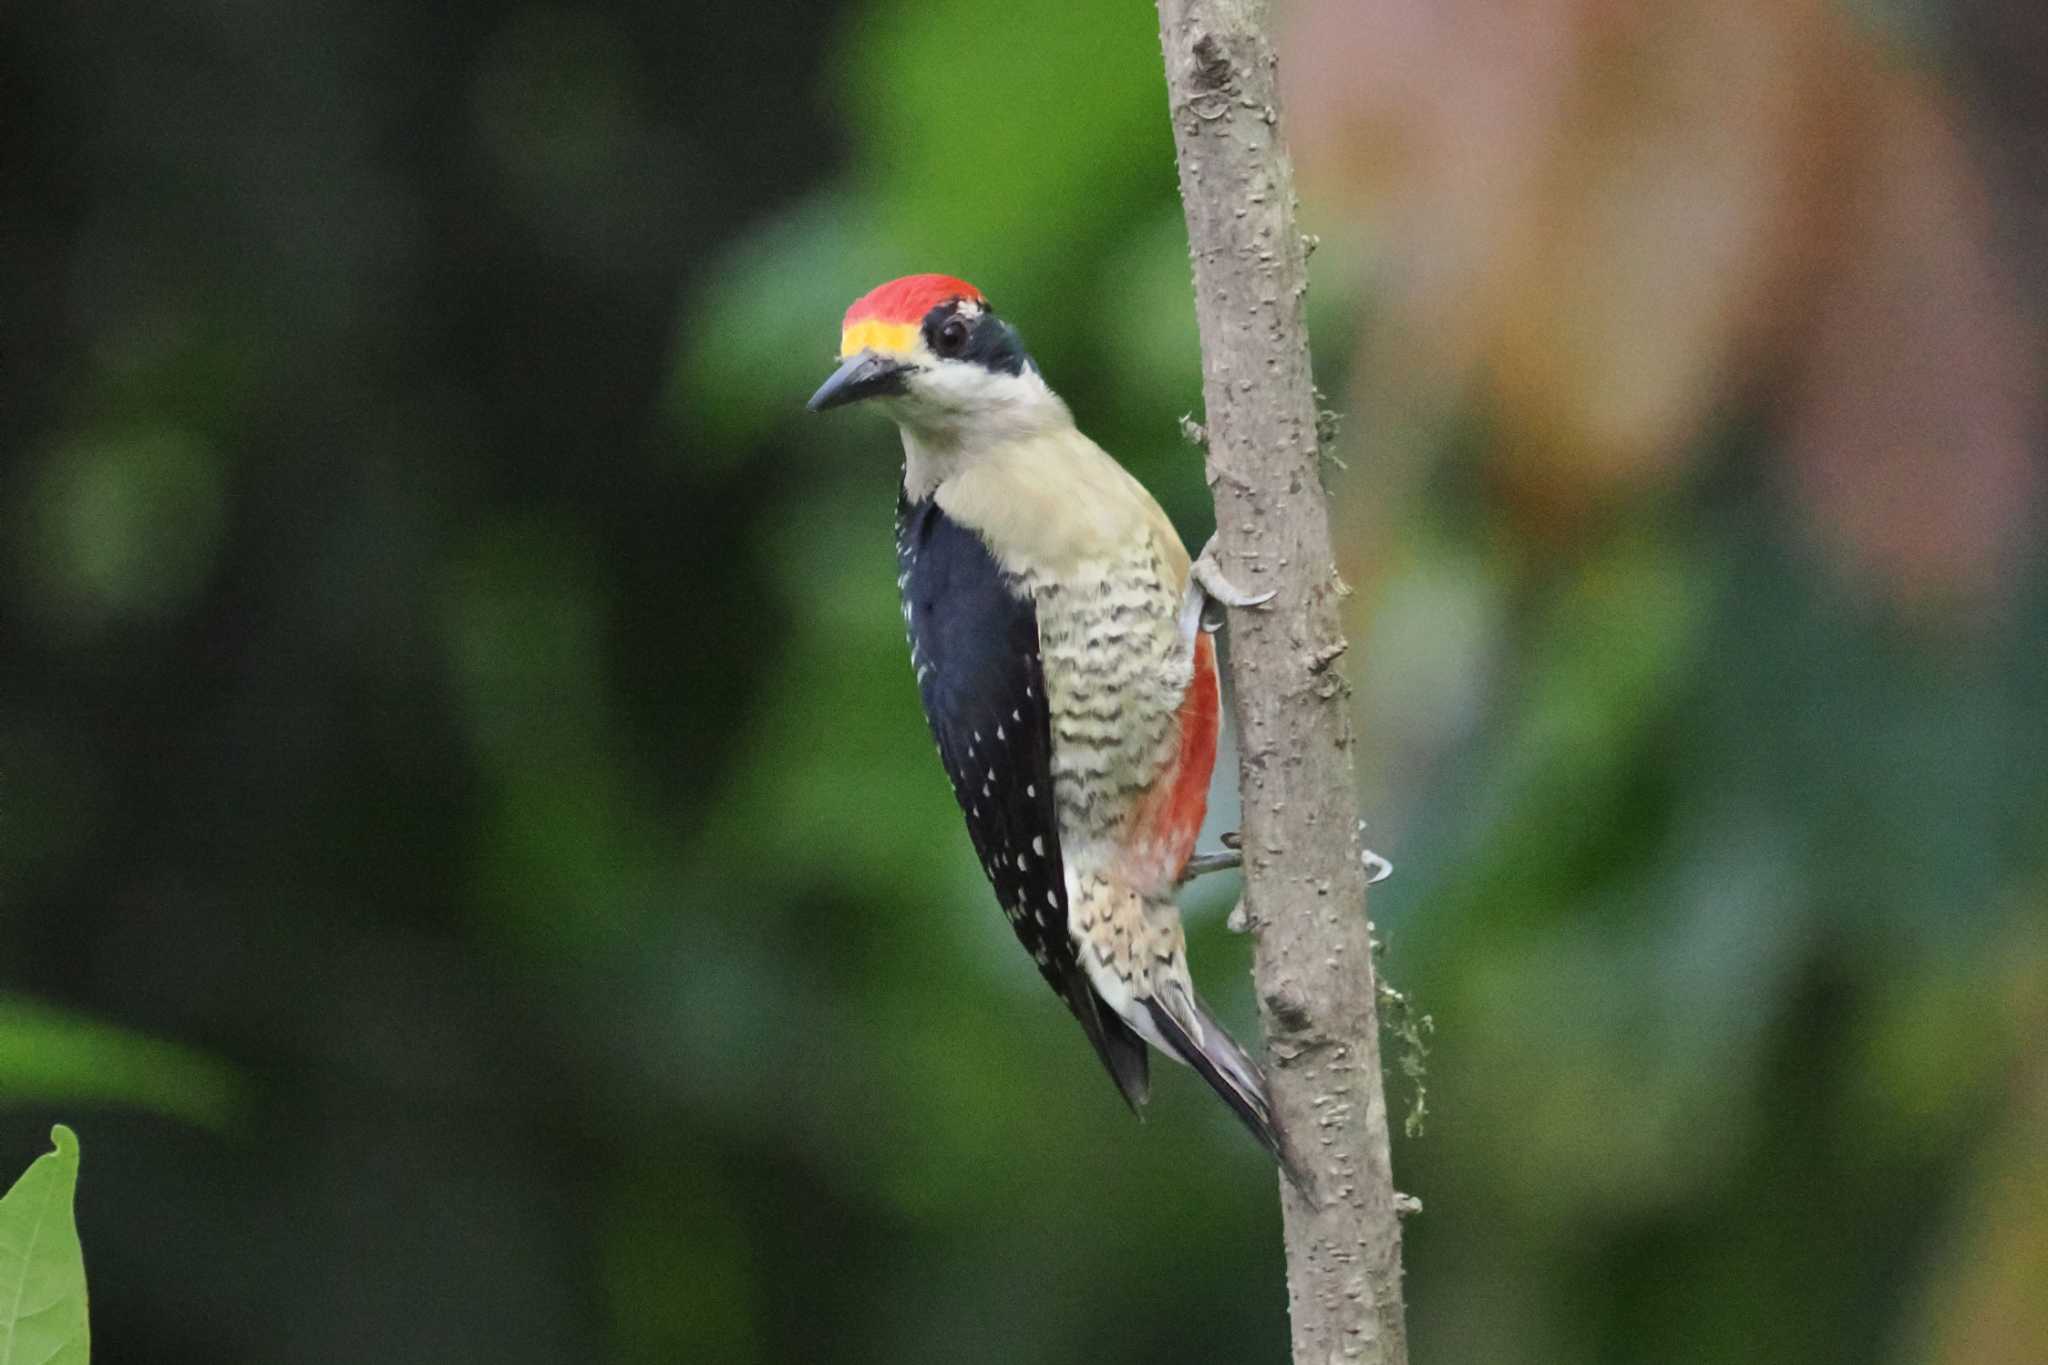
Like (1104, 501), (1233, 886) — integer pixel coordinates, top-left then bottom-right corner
(896, 491), (1149, 1108)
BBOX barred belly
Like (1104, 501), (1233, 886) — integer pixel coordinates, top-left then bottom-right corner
(1023, 540), (1193, 869)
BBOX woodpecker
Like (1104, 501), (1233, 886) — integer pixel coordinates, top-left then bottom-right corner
(808, 273), (1296, 1177)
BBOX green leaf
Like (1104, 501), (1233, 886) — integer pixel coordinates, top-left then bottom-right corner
(0, 1126), (90, 1365)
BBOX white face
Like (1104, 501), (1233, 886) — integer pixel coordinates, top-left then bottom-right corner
(894, 350), (1041, 419)
(878, 301), (1063, 443)
(883, 361), (1063, 452)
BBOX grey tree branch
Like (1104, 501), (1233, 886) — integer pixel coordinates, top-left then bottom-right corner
(1153, 3), (1411, 1361)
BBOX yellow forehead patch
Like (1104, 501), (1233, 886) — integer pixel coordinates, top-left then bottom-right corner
(839, 319), (920, 359)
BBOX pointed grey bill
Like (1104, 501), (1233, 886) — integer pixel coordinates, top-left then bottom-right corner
(807, 351), (912, 411)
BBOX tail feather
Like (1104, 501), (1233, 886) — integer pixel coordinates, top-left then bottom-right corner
(1143, 995), (1307, 1189)
(1062, 973), (1152, 1113)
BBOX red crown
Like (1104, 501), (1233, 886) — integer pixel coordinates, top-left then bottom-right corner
(843, 274), (984, 328)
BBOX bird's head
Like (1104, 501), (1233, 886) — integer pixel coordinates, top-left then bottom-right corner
(807, 274), (1058, 440)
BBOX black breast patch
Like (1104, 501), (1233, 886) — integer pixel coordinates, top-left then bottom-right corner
(895, 490), (1149, 1109)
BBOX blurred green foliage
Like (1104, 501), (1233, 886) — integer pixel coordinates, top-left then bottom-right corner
(2, 0), (2043, 1362)
(0, 1001), (242, 1132)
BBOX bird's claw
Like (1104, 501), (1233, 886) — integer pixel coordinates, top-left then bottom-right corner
(1186, 840), (1389, 886)
(1354, 819), (1393, 885)
(1363, 848), (1394, 884)
(1191, 535), (1276, 612)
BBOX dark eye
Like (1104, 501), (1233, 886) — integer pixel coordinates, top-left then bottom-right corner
(936, 316), (971, 357)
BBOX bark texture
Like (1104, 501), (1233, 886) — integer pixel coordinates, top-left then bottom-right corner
(1154, 3), (1411, 1361)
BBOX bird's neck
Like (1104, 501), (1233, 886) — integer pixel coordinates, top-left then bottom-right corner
(897, 376), (1073, 503)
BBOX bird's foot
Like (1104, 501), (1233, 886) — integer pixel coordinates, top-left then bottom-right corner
(1180, 848), (1243, 883)
(1179, 830), (1245, 886)
(1184, 828), (1387, 887)
(1355, 819), (1394, 885)
(1187, 843), (1389, 886)
(1363, 848), (1394, 885)
(1189, 535), (1275, 633)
